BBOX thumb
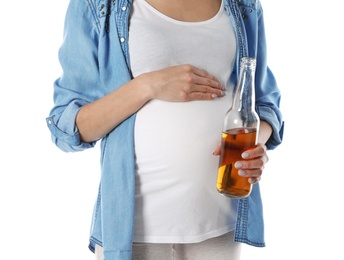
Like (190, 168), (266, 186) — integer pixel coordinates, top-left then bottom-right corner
(213, 141), (221, 156)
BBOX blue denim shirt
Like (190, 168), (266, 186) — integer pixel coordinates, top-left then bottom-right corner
(46, 0), (284, 259)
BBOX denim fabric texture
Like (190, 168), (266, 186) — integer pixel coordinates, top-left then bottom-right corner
(46, 0), (284, 259)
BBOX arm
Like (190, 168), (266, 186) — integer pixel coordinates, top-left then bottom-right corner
(254, 2), (284, 150)
(213, 2), (284, 183)
(234, 2), (284, 183)
(77, 65), (225, 143)
(47, 0), (225, 150)
(258, 120), (272, 145)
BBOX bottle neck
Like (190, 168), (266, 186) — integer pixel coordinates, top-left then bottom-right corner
(233, 61), (256, 111)
(223, 57), (259, 132)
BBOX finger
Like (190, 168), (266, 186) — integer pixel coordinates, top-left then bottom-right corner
(188, 91), (225, 101)
(235, 156), (265, 169)
(195, 76), (224, 90)
(241, 144), (267, 159)
(189, 84), (226, 99)
(212, 141), (221, 156)
(248, 176), (261, 184)
(238, 167), (264, 178)
(192, 66), (218, 81)
(191, 67), (224, 90)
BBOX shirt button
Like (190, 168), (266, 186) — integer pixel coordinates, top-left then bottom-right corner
(122, 6), (127, 11)
(120, 37), (125, 43)
(47, 119), (52, 125)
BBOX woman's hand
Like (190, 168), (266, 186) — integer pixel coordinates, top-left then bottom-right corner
(139, 64), (226, 102)
(213, 143), (268, 184)
(77, 64), (225, 143)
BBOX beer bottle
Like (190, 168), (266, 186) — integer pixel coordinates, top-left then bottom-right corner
(216, 57), (260, 198)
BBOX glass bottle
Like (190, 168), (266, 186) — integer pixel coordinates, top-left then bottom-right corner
(216, 57), (260, 198)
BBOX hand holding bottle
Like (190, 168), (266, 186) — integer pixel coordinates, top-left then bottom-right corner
(213, 142), (268, 185)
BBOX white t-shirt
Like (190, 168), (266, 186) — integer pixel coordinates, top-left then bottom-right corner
(130, 0), (238, 243)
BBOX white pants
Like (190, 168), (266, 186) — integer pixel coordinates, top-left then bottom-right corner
(95, 231), (241, 260)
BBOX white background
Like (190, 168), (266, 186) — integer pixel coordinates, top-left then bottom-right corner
(1, 0), (343, 259)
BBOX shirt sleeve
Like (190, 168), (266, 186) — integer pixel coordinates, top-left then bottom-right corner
(46, 0), (101, 152)
(254, 1), (284, 150)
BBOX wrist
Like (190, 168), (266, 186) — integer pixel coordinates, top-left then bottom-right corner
(258, 121), (273, 144)
(135, 73), (156, 101)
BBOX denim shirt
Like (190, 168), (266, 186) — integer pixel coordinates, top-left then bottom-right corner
(46, 0), (284, 259)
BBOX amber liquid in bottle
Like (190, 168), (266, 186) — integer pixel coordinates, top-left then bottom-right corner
(216, 128), (257, 198)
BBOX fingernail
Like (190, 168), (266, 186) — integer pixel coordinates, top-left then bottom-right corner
(242, 152), (249, 159)
(234, 162), (243, 169)
(217, 80), (225, 90)
(212, 94), (218, 99)
(238, 170), (246, 176)
(221, 91), (226, 96)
